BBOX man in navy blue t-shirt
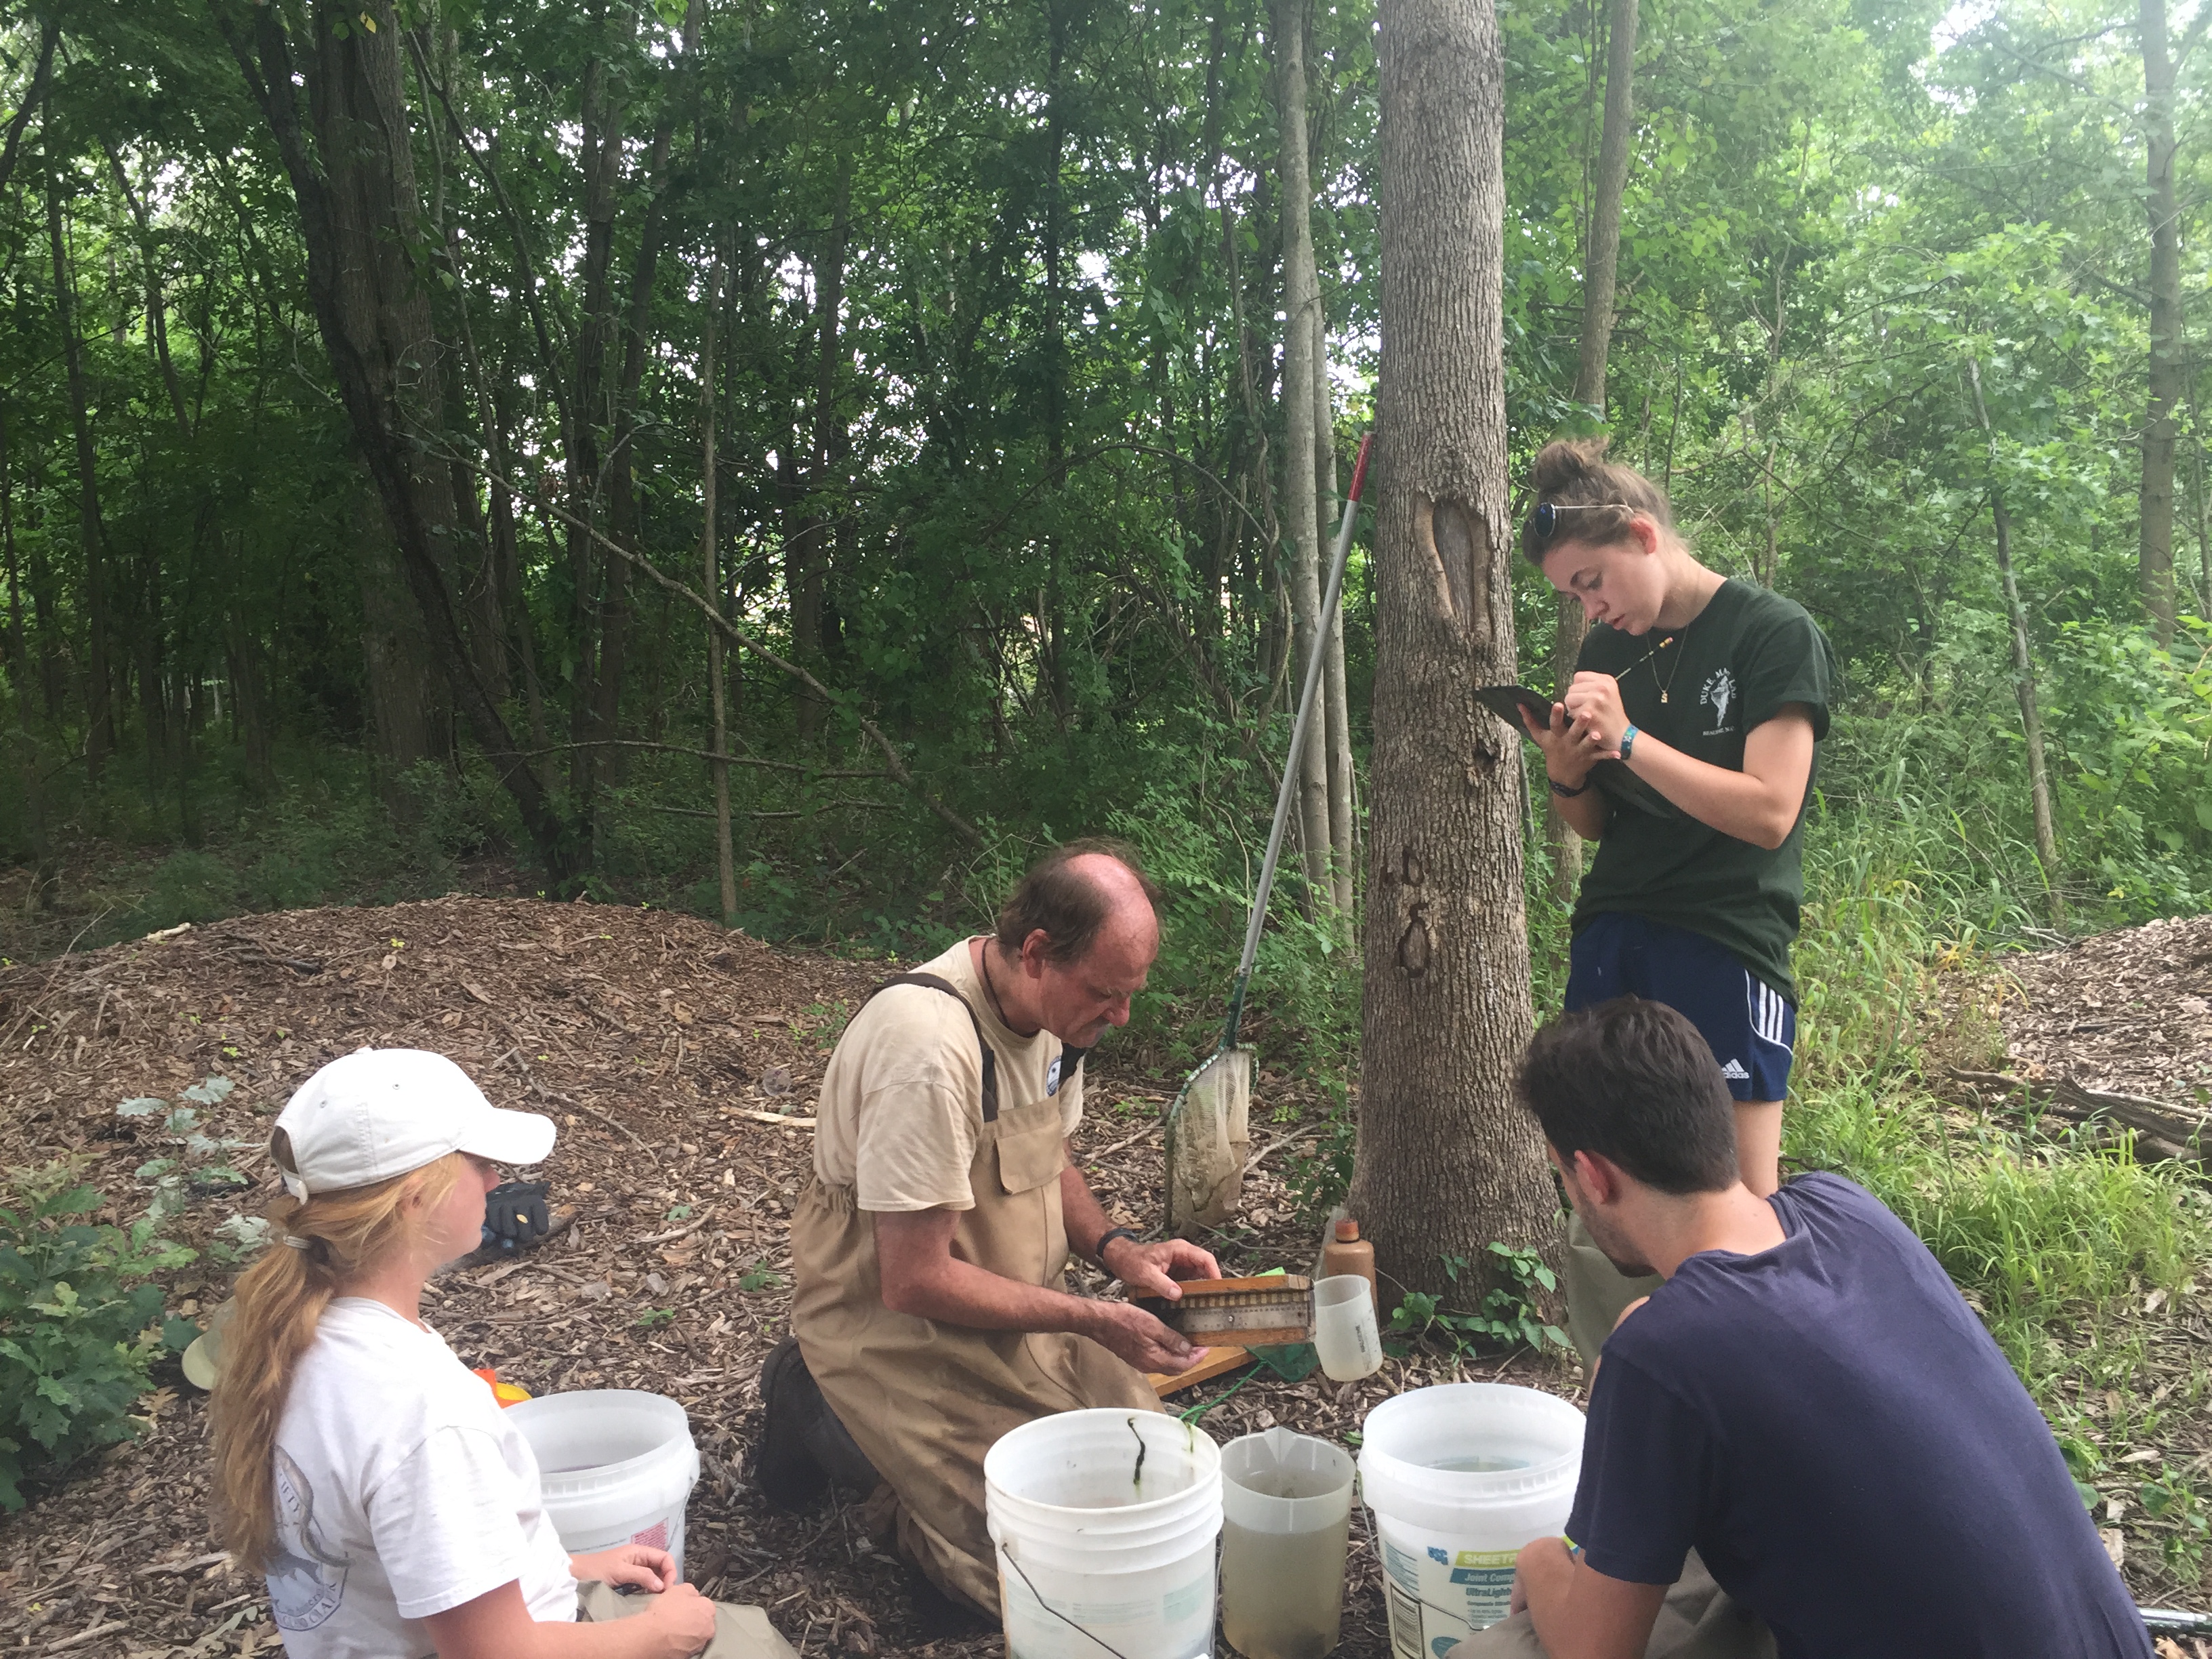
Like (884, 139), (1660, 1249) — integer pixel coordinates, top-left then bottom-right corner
(1462, 996), (2150, 1659)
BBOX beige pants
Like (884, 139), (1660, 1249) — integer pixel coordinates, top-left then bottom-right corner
(577, 1578), (798, 1659)
(1563, 1208), (1664, 1368)
(1452, 1553), (1774, 1659)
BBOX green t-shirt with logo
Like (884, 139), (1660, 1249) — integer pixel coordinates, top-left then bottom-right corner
(1572, 579), (1838, 1002)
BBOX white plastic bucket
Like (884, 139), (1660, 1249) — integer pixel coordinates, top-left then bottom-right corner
(1220, 1427), (1355, 1659)
(509, 1390), (702, 1579)
(1357, 1384), (1584, 1658)
(984, 1408), (1223, 1659)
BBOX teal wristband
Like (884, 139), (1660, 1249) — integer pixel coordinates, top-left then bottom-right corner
(1619, 723), (1639, 762)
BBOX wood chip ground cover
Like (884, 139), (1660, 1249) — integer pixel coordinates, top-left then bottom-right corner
(1, 897), (2205, 1655)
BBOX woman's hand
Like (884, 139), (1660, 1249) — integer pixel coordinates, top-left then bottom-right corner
(1522, 696), (1614, 784)
(571, 1545), (678, 1594)
(632, 1584), (718, 1658)
(1559, 672), (1631, 755)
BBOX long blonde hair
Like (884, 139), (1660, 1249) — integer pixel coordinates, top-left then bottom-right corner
(209, 1134), (462, 1569)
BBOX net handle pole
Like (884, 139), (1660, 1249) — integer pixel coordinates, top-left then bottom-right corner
(1231, 434), (1372, 1033)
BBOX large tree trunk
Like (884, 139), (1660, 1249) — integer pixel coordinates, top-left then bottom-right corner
(1353, 0), (1555, 1300)
(45, 133), (113, 779)
(1545, 0), (1640, 907)
(2139, 0), (2182, 649)
(1276, 0), (1336, 918)
(1967, 359), (2063, 924)
(216, 0), (576, 878)
(356, 487), (452, 810)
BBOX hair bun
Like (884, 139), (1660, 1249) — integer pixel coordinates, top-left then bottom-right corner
(1532, 436), (1612, 497)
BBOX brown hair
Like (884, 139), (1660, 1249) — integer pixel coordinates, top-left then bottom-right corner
(994, 837), (1164, 965)
(209, 1134), (463, 1570)
(1517, 436), (1676, 566)
(1517, 998), (1739, 1195)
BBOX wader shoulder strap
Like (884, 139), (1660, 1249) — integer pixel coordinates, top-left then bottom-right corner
(865, 972), (999, 1123)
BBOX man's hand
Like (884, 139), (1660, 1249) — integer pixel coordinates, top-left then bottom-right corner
(1087, 1300), (1208, 1374)
(571, 1544), (678, 1593)
(1100, 1234), (1220, 1300)
(484, 1181), (553, 1246)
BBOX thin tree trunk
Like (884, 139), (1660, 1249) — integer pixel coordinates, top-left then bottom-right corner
(1353, 0), (1554, 1300)
(700, 253), (738, 926)
(1547, 0), (1639, 907)
(1275, 0), (1334, 915)
(1967, 358), (2063, 924)
(1316, 301), (1357, 916)
(102, 144), (192, 437)
(790, 167), (851, 745)
(1, 397), (22, 683)
(2140, 0), (2183, 648)
(45, 133), (112, 779)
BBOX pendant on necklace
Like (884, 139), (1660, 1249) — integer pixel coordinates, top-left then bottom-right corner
(1660, 691), (1669, 703)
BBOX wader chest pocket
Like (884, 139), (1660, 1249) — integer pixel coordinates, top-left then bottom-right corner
(993, 1099), (1066, 1194)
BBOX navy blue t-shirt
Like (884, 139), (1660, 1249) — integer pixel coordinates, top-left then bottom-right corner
(1566, 1173), (2149, 1659)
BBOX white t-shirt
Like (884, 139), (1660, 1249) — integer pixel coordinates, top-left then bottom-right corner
(264, 1298), (577, 1659)
(813, 939), (1084, 1211)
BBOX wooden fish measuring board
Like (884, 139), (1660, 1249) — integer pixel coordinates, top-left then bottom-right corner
(1134, 1274), (1314, 1349)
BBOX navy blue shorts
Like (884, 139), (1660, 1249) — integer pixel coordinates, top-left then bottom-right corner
(1563, 912), (1796, 1101)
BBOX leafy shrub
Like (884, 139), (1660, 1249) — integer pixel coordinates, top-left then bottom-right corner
(0, 1160), (197, 1509)
(1388, 1244), (1570, 1357)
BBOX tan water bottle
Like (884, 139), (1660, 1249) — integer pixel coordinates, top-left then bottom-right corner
(1319, 1218), (1377, 1315)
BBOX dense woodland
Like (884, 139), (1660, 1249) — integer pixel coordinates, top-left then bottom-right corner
(1, 0), (2209, 995)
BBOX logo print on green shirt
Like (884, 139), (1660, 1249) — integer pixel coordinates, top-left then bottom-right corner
(1703, 668), (1738, 735)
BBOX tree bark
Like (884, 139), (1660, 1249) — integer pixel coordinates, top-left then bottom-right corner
(1353, 0), (1554, 1300)
(790, 165), (851, 746)
(356, 492), (451, 810)
(1547, 0), (1639, 906)
(45, 129), (112, 778)
(1276, 0), (1336, 918)
(214, 0), (577, 878)
(1317, 300), (1358, 917)
(2140, 0), (2183, 648)
(1967, 358), (2063, 924)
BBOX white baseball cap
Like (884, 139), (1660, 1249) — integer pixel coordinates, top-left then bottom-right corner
(273, 1049), (556, 1199)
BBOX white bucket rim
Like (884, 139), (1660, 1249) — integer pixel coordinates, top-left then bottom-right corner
(508, 1388), (695, 1491)
(983, 1408), (1222, 1523)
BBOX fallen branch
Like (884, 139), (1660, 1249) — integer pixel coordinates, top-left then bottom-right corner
(636, 1210), (717, 1246)
(1944, 1067), (2205, 1161)
(735, 1109), (817, 1128)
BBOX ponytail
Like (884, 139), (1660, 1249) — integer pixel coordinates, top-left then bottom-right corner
(209, 1135), (462, 1569)
(1518, 436), (1677, 565)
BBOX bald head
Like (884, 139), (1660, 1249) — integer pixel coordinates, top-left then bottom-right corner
(994, 838), (1163, 968)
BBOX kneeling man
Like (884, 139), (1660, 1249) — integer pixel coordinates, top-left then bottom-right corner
(766, 841), (1218, 1614)
(1473, 996), (2150, 1659)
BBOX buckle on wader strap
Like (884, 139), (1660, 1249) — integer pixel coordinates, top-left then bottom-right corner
(865, 972), (1086, 1124)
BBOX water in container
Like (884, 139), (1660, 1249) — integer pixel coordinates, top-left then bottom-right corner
(1221, 1427), (1357, 1659)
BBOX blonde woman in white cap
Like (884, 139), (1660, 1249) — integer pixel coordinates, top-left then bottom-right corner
(208, 1050), (794, 1659)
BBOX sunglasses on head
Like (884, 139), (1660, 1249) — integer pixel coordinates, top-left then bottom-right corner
(1531, 500), (1636, 544)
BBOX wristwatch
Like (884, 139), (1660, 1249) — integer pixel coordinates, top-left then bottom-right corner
(1619, 723), (1640, 762)
(1092, 1226), (1141, 1270)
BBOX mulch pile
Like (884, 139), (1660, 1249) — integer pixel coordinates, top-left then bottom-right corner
(0, 896), (1553, 1659)
(1990, 912), (2212, 1107)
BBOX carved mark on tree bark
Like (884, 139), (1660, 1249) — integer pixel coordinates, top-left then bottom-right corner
(1414, 493), (1492, 635)
(1398, 901), (1433, 977)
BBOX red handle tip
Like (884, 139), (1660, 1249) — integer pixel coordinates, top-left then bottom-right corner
(1347, 434), (1373, 503)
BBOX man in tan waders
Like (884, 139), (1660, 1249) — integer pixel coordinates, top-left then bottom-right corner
(760, 841), (1221, 1622)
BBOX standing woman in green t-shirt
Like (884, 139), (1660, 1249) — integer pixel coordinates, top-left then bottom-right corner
(1516, 439), (1839, 1357)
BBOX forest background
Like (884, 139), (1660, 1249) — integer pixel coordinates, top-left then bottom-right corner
(2, 0), (2211, 1597)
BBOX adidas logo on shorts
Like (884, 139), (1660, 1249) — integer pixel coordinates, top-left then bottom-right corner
(1720, 1059), (1750, 1080)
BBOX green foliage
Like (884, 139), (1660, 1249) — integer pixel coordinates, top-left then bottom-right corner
(2137, 1475), (2209, 1580)
(1388, 1246), (1571, 1358)
(633, 1307), (677, 1330)
(735, 1265), (782, 1294)
(0, 1161), (195, 1510)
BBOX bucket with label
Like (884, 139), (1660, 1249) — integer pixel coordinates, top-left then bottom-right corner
(983, 1408), (1223, 1659)
(1356, 1384), (1584, 1659)
(508, 1390), (701, 1579)
(1220, 1427), (1356, 1659)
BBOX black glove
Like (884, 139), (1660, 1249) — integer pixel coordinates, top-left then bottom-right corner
(482, 1181), (552, 1251)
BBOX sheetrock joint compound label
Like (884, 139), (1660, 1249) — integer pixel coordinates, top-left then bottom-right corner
(1381, 1536), (1519, 1658)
